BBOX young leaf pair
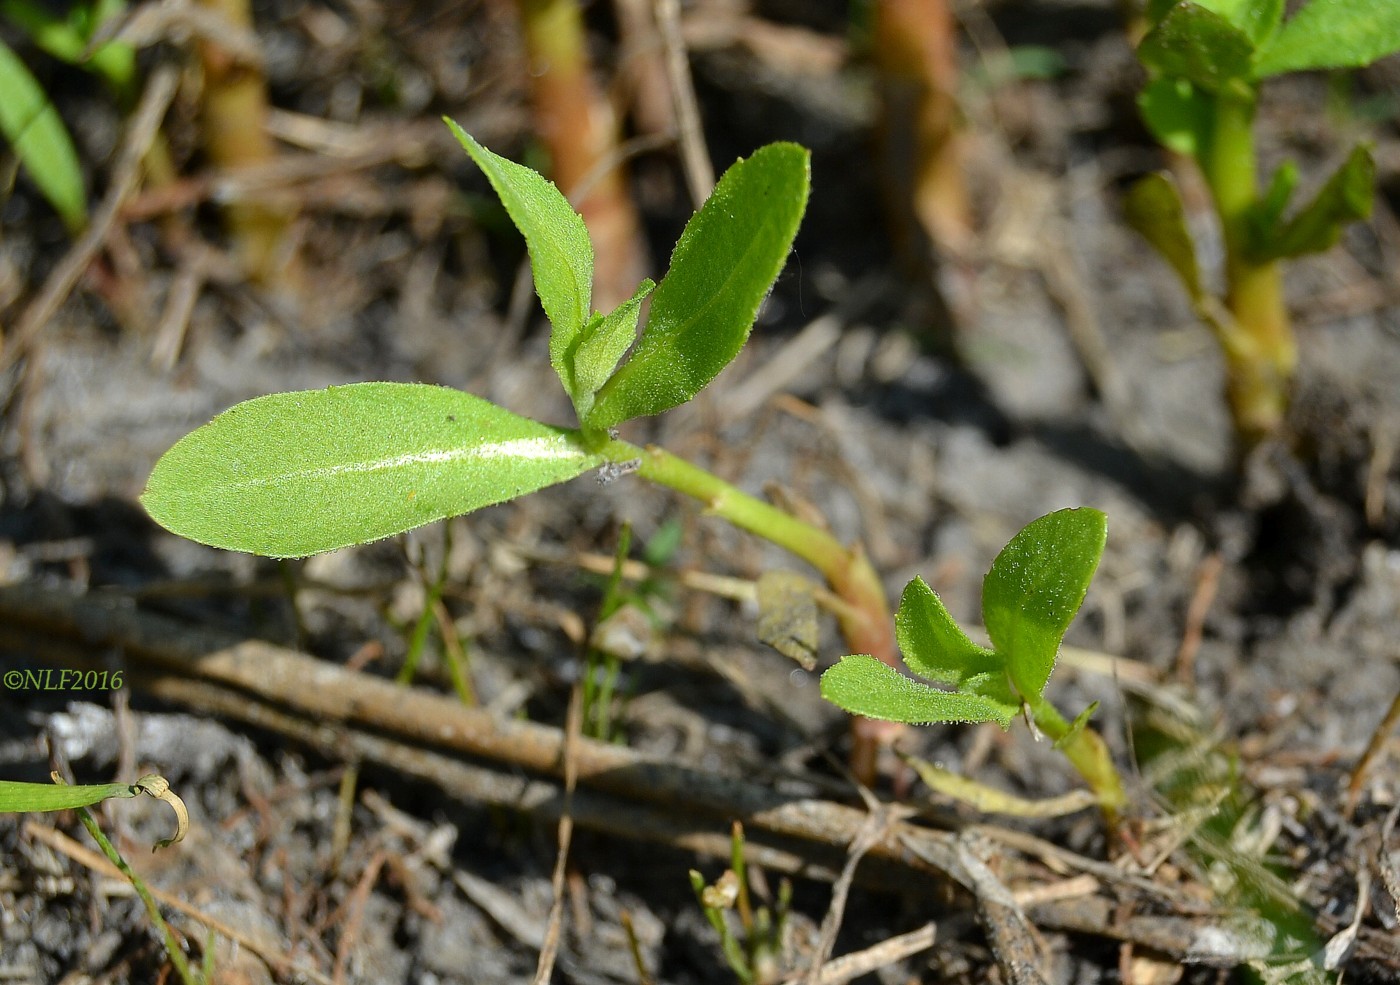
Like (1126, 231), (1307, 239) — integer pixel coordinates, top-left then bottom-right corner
(141, 126), (809, 557)
(449, 123), (808, 435)
(822, 508), (1126, 814)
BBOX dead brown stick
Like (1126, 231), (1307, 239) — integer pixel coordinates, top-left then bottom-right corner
(10, 582), (1376, 972)
(1, 63), (180, 375)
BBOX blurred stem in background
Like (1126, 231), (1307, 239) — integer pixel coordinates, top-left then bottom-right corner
(196, 0), (301, 291)
(874, 0), (971, 269)
(517, 0), (648, 310)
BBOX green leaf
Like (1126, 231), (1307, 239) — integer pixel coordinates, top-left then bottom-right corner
(1253, 0), (1400, 77)
(1145, 0), (1182, 26)
(1248, 160), (1300, 246)
(1249, 144), (1374, 260)
(586, 143), (810, 429)
(1138, 3), (1257, 92)
(570, 278), (655, 421)
(0, 36), (86, 231)
(895, 577), (1001, 686)
(981, 508), (1107, 702)
(0, 0), (136, 92)
(1137, 77), (1214, 156)
(446, 121), (593, 402)
(142, 383), (601, 558)
(1124, 172), (1206, 306)
(1192, 0), (1284, 46)
(0, 778), (144, 812)
(820, 655), (1017, 727)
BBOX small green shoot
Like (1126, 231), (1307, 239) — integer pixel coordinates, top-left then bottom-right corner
(1128, 0), (1400, 446)
(0, 35), (87, 231)
(822, 509), (1127, 817)
(689, 821), (790, 984)
(4, 773), (200, 981)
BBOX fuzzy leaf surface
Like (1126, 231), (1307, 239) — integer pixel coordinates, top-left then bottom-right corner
(0, 37), (86, 231)
(586, 143), (809, 428)
(1138, 3), (1256, 91)
(1250, 144), (1373, 260)
(571, 278), (655, 420)
(142, 383), (599, 558)
(982, 508), (1107, 702)
(895, 577), (1001, 686)
(1253, 0), (1400, 76)
(1125, 172), (1206, 305)
(447, 121), (593, 401)
(820, 656), (1017, 727)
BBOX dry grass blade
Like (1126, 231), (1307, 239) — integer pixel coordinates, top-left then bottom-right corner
(1, 63), (179, 375)
(783, 923), (937, 985)
(533, 684), (582, 985)
(802, 801), (910, 985)
(957, 833), (1052, 985)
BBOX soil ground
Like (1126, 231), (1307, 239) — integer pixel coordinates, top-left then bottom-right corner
(3, 1), (1400, 983)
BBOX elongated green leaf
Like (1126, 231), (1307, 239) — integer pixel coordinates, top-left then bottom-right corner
(0, 37), (86, 231)
(446, 121), (593, 401)
(1124, 172), (1206, 305)
(0, 778), (142, 812)
(1138, 76), (1215, 156)
(1250, 144), (1373, 261)
(981, 509), (1106, 702)
(586, 143), (810, 429)
(570, 278), (655, 421)
(142, 383), (600, 558)
(820, 655), (1017, 727)
(1138, 3), (1256, 91)
(1253, 0), (1400, 76)
(895, 577), (1001, 686)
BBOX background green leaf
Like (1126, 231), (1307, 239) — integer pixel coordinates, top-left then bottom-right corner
(446, 121), (593, 404)
(1248, 145), (1373, 260)
(1137, 3), (1256, 91)
(820, 656), (1017, 727)
(1253, 0), (1400, 77)
(981, 509), (1107, 702)
(585, 143), (810, 429)
(0, 36), (86, 231)
(1124, 172), (1207, 306)
(1137, 77), (1215, 156)
(142, 383), (600, 558)
(1190, 0), (1284, 46)
(1, 0), (136, 93)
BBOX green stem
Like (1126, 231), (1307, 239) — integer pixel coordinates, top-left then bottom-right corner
(1028, 696), (1127, 822)
(598, 437), (900, 780)
(1198, 86), (1295, 446)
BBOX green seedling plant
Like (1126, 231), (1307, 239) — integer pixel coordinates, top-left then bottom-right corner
(1, 773), (204, 982)
(689, 821), (791, 984)
(143, 121), (905, 778)
(1126, 0), (1400, 446)
(821, 508), (1128, 820)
